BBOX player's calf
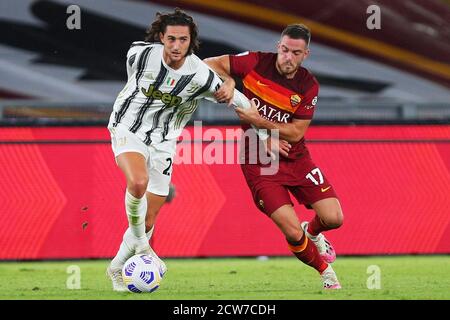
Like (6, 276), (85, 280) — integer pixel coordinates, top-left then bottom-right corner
(301, 221), (336, 263)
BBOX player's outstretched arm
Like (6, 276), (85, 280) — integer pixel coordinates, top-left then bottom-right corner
(204, 55), (231, 80)
(204, 55), (235, 105)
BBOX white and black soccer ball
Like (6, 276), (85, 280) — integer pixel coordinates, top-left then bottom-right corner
(122, 254), (164, 293)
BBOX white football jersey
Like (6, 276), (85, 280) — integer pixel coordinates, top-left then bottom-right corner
(108, 41), (258, 145)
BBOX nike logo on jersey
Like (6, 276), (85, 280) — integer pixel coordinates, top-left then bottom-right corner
(256, 80), (269, 87)
(321, 186), (331, 192)
(141, 84), (182, 107)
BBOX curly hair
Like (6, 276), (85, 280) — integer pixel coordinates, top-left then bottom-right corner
(144, 8), (200, 56)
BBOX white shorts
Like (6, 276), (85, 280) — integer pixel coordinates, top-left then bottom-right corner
(109, 124), (176, 196)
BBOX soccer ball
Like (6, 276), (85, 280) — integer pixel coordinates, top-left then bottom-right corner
(122, 254), (164, 293)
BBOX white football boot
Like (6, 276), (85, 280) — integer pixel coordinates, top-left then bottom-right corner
(320, 264), (342, 290)
(132, 234), (167, 276)
(106, 265), (127, 292)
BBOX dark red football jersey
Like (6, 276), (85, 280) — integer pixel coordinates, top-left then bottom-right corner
(230, 51), (319, 160)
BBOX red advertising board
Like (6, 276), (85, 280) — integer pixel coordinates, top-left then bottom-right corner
(0, 125), (449, 259)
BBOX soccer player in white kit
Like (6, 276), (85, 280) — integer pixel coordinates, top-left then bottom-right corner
(106, 8), (267, 291)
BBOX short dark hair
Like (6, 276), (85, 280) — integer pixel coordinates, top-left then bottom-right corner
(281, 24), (311, 46)
(144, 8), (200, 55)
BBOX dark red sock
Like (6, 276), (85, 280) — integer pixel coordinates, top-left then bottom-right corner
(288, 234), (328, 273)
(308, 215), (332, 236)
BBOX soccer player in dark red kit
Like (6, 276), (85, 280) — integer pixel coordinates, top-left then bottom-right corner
(205, 24), (343, 289)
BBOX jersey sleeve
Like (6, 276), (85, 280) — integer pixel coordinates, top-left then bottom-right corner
(199, 69), (223, 103)
(229, 51), (259, 78)
(125, 42), (152, 78)
(293, 79), (319, 120)
(126, 44), (139, 78)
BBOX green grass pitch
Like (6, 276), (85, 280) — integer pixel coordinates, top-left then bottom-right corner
(0, 256), (448, 300)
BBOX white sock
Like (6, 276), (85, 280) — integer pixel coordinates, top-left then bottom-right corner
(146, 226), (154, 241)
(110, 228), (134, 269)
(125, 190), (147, 240)
(110, 192), (149, 269)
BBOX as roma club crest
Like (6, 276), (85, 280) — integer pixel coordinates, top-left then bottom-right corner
(290, 94), (301, 107)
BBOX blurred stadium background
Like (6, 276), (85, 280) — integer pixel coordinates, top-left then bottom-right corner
(0, 0), (449, 262)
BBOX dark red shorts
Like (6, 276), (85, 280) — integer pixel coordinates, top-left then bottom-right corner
(241, 153), (338, 216)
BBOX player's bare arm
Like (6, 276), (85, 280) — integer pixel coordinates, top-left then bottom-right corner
(204, 54), (231, 79)
(204, 55), (235, 104)
(235, 100), (311, 143)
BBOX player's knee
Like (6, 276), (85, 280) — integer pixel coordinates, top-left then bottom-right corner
(285, 228), (303, 243)
(324, 210), (344, 229)
(127, 176), (149, 198)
